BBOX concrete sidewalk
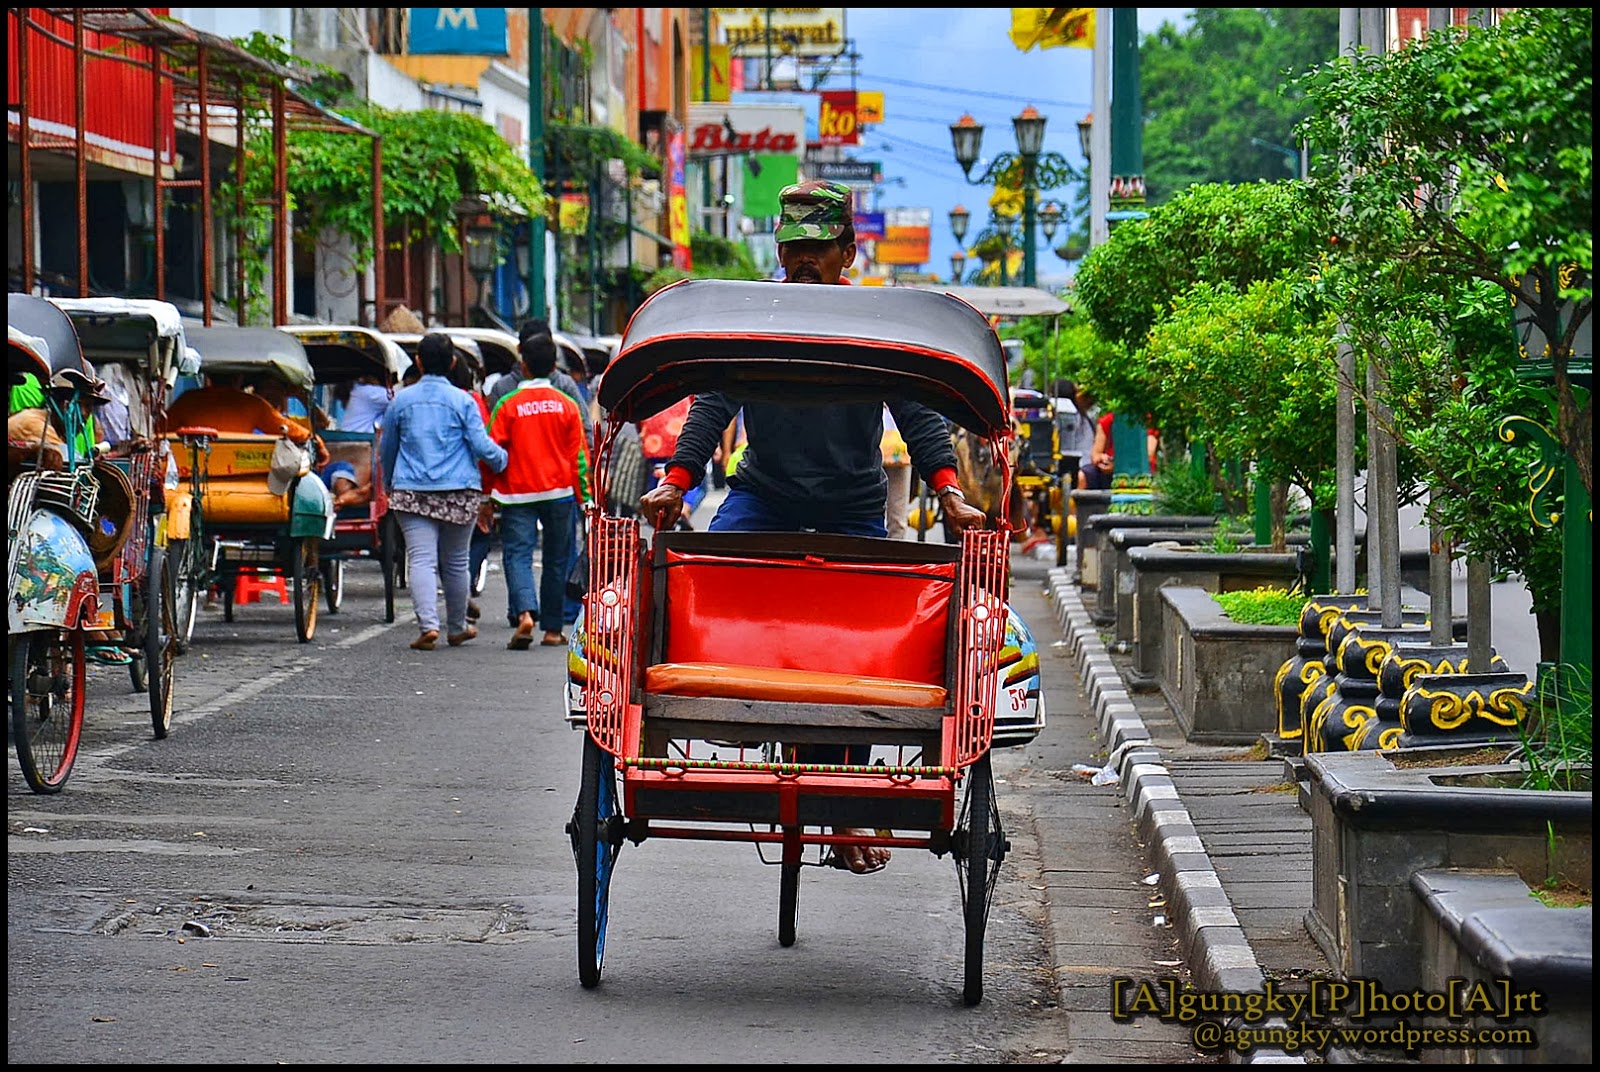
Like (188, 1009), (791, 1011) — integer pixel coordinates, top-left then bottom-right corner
(1035, 557), (1332, 1065)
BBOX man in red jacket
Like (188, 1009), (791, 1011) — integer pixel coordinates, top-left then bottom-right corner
(486, 332), (591, 649)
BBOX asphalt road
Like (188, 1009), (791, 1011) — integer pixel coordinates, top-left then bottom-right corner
(8, 540), (1199, 1064)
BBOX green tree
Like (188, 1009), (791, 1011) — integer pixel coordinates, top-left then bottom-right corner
(1295, 6), (1592, 499)
(1072, 180), (1332, 420)
(220, 104), (546, 323)
(1140, 8), (1339, 205)
(640, 230), (764, 293)
(1142, 278), (1338, 509)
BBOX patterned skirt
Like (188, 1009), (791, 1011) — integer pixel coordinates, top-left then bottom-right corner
(389, 487), (482, 528)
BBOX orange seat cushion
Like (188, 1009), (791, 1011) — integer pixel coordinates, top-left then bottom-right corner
(645, 661), (948, 708)
(202, 477), (290, 524)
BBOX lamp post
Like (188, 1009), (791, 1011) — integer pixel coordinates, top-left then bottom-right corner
(1038, 200), (1064, 244)
(992, 210), (1016, 287)
(949, 107), (1075, 288)
(950, 251), (966, 285)
(948, 204), (970, 247)
(465, 214), (498, 315)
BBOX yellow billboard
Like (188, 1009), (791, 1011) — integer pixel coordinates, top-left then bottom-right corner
(690, 45), (732, 103)
(856, 91), (884, 125)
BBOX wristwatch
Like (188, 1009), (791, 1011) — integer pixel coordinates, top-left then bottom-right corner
(936, 485), (966, 502)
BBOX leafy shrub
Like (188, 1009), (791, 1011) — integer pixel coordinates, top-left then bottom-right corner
(1203, 516), (1249, 553)
(1518, 664), (1593, 792)
(1213, 586), (1308, 625)
(1153, 461), (1220, 516)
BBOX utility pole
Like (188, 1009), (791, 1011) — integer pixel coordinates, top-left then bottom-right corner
(527, 9), (546, 322)
(1089, 8), (1110, 248)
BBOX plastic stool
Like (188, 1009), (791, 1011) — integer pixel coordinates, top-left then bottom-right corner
(234, 570), (289, 605)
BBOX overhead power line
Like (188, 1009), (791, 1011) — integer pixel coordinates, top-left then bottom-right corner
(850, 72), (1089, 111)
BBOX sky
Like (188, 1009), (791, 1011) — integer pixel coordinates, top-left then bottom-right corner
(824, 8), (1193, 287)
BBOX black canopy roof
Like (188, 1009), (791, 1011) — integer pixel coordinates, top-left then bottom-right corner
(8, 293), (87, 380)
(184, 323), (315, 389)
(279, 325), (410, 384)
(599, 279), (1010, 434)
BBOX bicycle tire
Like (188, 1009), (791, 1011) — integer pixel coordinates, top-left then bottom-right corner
(380, 512), (398, 623)
(572, 733), (620, 988)
(146, 545), (176, 739)
(11, 630), (87, 794)
(778, 859), (800, 947)
(322, 558), (344, 614)
(958, 753), (998, 1006)
(169, 536), (202, 653)
(292, 538), (320, 643)
(128, 650), (148, 693)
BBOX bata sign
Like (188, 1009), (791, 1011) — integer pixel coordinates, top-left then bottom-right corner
(686, 103), (806, 158)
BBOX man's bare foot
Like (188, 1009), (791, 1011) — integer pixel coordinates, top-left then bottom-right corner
(832, 829), (890, 874)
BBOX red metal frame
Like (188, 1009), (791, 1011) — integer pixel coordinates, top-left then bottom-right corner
(580, 413), (1012, 852)
(9, 7), (384, 328)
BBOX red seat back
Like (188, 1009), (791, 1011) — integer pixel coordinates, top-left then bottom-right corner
(661, 550), (954, 687)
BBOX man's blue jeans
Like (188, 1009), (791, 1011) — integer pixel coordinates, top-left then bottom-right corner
(499, 497), (575, 634)
(708, 486), (888, 538)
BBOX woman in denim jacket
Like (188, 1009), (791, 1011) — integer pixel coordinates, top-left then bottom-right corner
(380, 333), (508, 650)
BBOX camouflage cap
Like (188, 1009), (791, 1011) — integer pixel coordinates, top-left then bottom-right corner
(774, 180), (854, 243)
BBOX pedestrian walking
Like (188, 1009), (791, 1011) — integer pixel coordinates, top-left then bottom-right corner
(379, 332), (508, 651)
(486, 331), (591, 650)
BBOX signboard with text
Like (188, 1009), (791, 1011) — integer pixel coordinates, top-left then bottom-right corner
(690, 45), (732, 103)
(874, 225), (931, 266)
(713, 8), (846, 58)
(408, 8), (509, 55)
(686, 102), (806, 157)
(853, 211), (886, 241)
(816, 160), (879, 184)
(668, 128), (691, 270)
(817, 91), (860, 147)
(856, 91), (884, 125)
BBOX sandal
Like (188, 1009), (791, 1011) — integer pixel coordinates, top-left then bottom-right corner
(410, 630), (439, 651)
(539, 631), (567, 646)
(823, 848), (889, 875)
(507, 618), (535, 650)
(88, 645), (133, 666)
(447, 625), (477, 647)
(823, 829), (892, 874)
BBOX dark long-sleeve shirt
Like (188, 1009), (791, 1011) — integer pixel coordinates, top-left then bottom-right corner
(663, 392), (958, 526)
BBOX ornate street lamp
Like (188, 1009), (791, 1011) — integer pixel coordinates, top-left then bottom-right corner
(1077, 113), (1093, 161)
(1013, 105), (1047, 158)
(948, 204), (970, 246)
(1038, 200), (1064, 242)
(464, 215), (499, 311)
(990, 210), (1017, 287)
(950, 251), (966, 285)
(949, 114), (984, 179)
(949, 106), (1076, 288)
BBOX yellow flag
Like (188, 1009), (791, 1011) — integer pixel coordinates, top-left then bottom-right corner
(1010, 8), (1095, 52)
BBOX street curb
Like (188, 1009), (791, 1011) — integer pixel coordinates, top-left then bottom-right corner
(1045, 567), (1304, 1066)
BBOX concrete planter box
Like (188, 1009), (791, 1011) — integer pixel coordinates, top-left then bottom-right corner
(1305, 747), (1592, 990)
(1157, 586), (1299, 743)
(1076, 508), (1213, 598)
(1124, 545), (1301, 690)
(1097, 526), (1222, 626)
(1412, 869), (1591, 1065)
(1068, 490), (1111, 582)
